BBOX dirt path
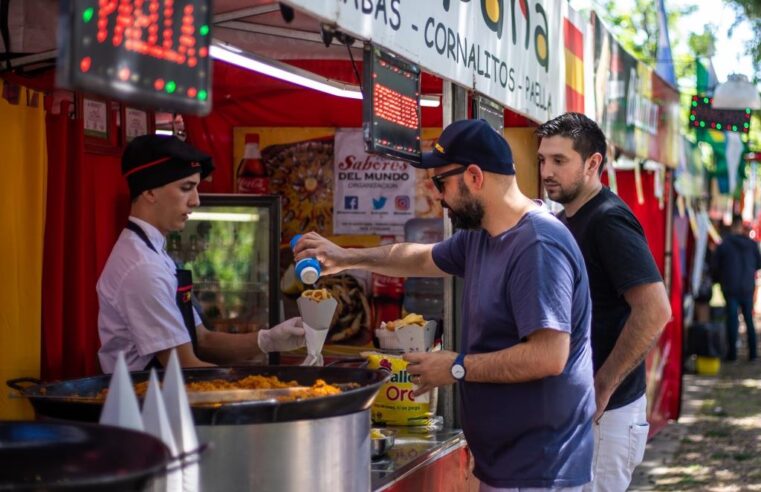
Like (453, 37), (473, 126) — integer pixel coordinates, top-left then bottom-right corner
(632, 357), (761, 491)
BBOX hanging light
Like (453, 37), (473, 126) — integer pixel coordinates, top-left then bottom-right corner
(712, 73), (761, 110)
(210, 41), (441, 108)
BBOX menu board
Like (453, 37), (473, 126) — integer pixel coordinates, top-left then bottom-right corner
(57, 0), (212, 115)
(362, 45), (422, 163)
(689, 95), (751, 134)
(472, 95), (504, 133)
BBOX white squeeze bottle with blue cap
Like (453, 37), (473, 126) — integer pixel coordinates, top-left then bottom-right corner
(290, 234), (321, 284)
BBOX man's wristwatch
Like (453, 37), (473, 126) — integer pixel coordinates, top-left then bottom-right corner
(450, 353), (466, 381)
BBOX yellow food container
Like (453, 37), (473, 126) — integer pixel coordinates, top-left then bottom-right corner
(696, 356), (720, 375)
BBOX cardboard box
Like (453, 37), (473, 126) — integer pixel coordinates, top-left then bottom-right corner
(375, 320), (436, 352)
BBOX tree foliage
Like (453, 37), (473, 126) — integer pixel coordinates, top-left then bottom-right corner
(596, 1), (760, 150)
(723, 0), (761, 83)
(599, 0), (702, 82)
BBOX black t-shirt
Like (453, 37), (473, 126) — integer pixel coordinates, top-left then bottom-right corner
(557, 187), (663, 410)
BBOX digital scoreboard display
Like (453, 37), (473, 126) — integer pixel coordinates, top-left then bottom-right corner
(57, 0), (212, 115)
(689, 95), (751, 134)
(362, 45), (421, 163)
(472, 95), (504, 133)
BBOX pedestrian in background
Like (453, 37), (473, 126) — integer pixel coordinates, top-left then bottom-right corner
(537, 112), (672, 492)
(711, 215), (761, 362)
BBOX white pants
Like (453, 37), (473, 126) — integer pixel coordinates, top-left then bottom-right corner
(480, 484), (583, 492)
(582, 394), (649, 492)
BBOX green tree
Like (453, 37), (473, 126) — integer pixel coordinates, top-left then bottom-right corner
(600, 0), (699, 82)
(723, 0), (761, 83)
(597, 1), (760, 151)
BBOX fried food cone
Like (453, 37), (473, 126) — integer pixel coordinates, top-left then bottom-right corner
(297, 296), (337, 366)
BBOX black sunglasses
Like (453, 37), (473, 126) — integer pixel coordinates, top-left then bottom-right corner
(431, 166), (466, 193)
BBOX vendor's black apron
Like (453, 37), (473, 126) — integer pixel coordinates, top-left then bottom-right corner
(125, 221), (198, 370)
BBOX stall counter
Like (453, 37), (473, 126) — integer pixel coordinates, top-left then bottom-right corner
(372, 427), (477, 491)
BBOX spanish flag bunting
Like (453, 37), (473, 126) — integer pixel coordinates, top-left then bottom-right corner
(564, 18), (584, 113)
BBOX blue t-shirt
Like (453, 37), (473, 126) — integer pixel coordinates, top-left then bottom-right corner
(432, 208), (594, 489)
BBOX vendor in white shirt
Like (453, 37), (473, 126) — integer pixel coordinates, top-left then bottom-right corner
(97, 134), (305, 373)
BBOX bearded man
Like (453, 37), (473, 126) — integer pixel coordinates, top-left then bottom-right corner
(294, 119), (595, 491)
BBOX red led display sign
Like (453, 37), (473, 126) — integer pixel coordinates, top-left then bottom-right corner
(689, 95), (751, 134)
(57, 0), (212, 115)
(363, 45), (421, 163)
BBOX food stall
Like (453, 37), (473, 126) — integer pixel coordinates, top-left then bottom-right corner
(0, 0), (614, 490)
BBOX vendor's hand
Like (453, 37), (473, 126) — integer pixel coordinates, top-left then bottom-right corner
(291, 232), (352, 275)
(403, 351), (458, 397)
(258, 317), (306, 353)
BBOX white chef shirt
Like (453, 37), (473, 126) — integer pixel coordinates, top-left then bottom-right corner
(97, 217), (201, 373)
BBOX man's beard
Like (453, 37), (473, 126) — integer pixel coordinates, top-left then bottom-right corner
(442, 181), (485, 230)
(543, 178), (583, 205)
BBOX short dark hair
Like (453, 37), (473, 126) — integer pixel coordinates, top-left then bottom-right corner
(731, 215), (744, 229)
(535, 112), (607, 175)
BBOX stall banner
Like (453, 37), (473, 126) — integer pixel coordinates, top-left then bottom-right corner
(674, 137), (707, 198)
(334, 129), (416, 235)
(592, 14), (680, 168)
(284, 0), (588, 122)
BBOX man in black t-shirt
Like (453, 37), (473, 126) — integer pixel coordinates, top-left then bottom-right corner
(537, 113), (672, 492)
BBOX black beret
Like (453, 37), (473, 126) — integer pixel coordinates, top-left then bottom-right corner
(122, 135), (214, 199)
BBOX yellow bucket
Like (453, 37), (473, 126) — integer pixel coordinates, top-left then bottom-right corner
(696, 356), (721, 375)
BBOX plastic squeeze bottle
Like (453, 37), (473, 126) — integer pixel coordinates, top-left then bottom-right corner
(290, 234), (321, 284)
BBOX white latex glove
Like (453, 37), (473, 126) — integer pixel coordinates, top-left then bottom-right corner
(258, 317), (306, 353)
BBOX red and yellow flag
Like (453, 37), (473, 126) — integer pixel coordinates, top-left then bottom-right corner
(564, 18), (584, 113)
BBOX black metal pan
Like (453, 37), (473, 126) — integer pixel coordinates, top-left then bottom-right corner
(0, 420), (171, 491)
(8, 365), (389, 425)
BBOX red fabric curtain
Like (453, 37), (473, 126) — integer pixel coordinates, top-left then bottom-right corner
(613, 170), (666, 274)
(608, 169), (682, 430)
(42, 103), (127, 380)
(648, 226), (683, 434)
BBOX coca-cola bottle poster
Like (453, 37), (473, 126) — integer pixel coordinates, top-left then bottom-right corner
(333, 128), (417, 235)
(232, 127), (336, 238)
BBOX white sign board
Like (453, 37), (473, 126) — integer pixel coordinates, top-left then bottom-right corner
(284, 0), (574, 122)
(333, 129), (416, 235)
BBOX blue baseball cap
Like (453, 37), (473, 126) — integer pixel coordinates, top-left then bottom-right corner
(415, 119), (515, 175)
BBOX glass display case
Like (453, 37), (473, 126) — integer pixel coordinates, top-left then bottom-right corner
(166, 194), (281, 334)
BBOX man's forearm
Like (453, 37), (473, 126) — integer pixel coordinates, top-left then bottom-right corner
(465, 330), (569, 383)
(596, 284), (671, 394)
(346, 243), (445, 277)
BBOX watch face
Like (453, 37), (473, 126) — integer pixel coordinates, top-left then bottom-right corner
(451, 364), (465, 380)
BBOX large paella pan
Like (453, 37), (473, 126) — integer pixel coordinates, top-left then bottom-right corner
(8, 365), (388, 425)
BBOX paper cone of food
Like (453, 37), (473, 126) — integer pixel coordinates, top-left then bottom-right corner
(100, 351), (144, 431)
(297, 288), (338, 330)
(161, 350), (198, 455)
(142, 369), (178, 455)
(376, 314), (436, 352)
(142, 369), (182, 492)
(297, 289), (338, 366)
(301, 322), (328, 366)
